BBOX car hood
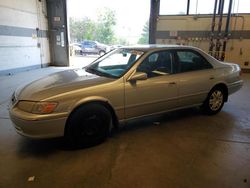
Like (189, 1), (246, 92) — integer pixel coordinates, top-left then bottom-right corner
(16, 69), (114, 101)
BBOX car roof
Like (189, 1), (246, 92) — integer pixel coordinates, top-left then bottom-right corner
(120, 44), (226, 68)
(120, 44), (199, 52)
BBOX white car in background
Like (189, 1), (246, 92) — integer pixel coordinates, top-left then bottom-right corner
(80, 40), (110, 56)
(70, 43), (82, 55)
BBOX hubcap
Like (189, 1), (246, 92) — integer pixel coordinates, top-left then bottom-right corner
(80, 115), (101, 137)
(209, 90), (223, 111)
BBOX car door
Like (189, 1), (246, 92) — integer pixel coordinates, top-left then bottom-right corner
(89, 41), (98, 54)
(85, 41), (93, 53)
(82, 41), (93, 53)
(124, 50), (179, 119)
(81, 41), (89, 53)
(174, 49), (215, 107)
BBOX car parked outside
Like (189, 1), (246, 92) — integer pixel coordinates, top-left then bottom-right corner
(69, 43), (82, 56)
(80, 40), (110, 56)
(9, 45), (243, 147)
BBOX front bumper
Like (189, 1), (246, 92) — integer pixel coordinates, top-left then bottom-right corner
(9, 108), (67, 139)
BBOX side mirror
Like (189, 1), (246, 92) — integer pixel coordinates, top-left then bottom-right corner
(128, 72), (147, 82)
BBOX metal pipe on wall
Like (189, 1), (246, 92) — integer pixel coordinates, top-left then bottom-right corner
(221, 0), (233, 61)
(209, 0), (218, 55)
(215, 0), (225, 59)
(36, 0), (43, 68)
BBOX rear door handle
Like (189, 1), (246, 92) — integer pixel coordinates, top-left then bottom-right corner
(169, 82), (177, 85)
(209, 76), (215, 80)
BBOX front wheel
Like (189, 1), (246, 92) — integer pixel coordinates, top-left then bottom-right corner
(202, 87), (225, 115)
(65, 104), (111, 148)
(99, 51), (105, 56)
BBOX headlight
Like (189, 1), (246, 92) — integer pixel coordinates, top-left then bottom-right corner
(17, 101), (58, 114)
(17, 101), (35, 112)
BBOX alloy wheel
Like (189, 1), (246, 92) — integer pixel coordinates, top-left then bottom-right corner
(209, 90), (223, 111)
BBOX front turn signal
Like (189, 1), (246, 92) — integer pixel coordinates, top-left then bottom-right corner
(32, 102), (58, 114)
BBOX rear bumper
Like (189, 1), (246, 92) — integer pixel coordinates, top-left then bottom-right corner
(9, 109), (67, 139)
(228, 80), (243, 95)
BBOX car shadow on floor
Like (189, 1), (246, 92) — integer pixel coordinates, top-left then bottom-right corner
(16, 137), (66, 157)
(16, 107), (237, 156)
(114, 107), (237, 142)
(117, 107), (202, 133)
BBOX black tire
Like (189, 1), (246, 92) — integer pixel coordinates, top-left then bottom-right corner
(202, 87), (225, 115)
(65, 104), (111, 148)
(99, 51), (105, 56)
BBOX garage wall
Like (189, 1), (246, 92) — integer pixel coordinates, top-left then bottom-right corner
(0, 0), (50, 75)
(156, 14), (250, 70)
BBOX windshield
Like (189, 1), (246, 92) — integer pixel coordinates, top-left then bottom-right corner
(85, 48), (144, 78)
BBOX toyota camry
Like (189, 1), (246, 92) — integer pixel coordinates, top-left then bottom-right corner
(9, 45), (243, 147)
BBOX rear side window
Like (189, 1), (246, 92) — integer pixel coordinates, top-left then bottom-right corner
(89, 42), (96, 47)
(176, 50), (212, 73)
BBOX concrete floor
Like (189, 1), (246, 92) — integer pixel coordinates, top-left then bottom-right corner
(0, 67), (249, 188)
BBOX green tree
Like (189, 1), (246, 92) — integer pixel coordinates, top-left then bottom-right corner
(138, 20), (149, 44)
(69, 17), (96, 42)
(69, 17), (82, 42)
(69, 8), (117, 44)
(115, 37), (129, 45)
(82, 18), (96, 40)
(95, 8), (117, 44)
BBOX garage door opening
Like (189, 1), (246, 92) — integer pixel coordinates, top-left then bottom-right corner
(67, 0), (150, 68)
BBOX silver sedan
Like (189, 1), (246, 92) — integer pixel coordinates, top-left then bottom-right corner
(9, 45), (243, 147)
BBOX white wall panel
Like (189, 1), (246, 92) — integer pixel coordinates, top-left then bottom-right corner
(0, 6), (38, 29)
(0, 36), (37, 46)
(39, 38), (51, 66)
(0, 0), (50, 75)
(0, 0), (37, 14)
(0, 47), (41, 70)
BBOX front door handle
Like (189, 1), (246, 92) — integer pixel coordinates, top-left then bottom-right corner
(209, 76), (215, 80)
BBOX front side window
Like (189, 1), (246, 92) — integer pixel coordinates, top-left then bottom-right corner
(85, 49), (144, 78)
(137, 51), (174, 78)
(176, 50), (212, 72)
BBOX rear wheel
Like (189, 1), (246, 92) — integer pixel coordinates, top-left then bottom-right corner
(65, 104), (111, 148)
(202, 87), (225, 115)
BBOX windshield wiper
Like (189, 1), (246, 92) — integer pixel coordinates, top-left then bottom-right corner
(85, 67), (117, 79)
